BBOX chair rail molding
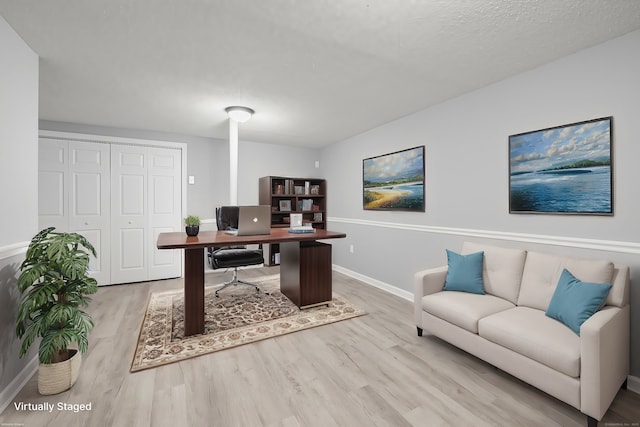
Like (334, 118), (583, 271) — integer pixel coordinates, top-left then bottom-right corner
(328, 217), (640, 255)
(0, 241), (29, 261)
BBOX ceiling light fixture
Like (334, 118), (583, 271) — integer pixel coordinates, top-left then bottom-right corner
(225, 106), (255, 123)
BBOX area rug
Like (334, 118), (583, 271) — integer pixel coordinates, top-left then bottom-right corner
(131, 274), (366, 372)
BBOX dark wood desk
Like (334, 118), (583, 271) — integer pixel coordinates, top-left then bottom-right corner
(157, 228), (346, 336)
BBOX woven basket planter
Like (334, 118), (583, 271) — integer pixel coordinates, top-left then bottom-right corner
(37, 349), (82, 395)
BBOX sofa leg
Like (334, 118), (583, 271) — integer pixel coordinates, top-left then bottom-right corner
(587, 415), (598, 427)
(417, 327), (423, 337)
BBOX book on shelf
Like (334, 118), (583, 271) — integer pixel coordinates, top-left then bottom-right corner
(304, 181), (310, 194)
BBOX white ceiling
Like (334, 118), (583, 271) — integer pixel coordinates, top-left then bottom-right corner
(2, 1), (640, 148)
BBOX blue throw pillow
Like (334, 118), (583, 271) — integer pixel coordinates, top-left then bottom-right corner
(546, 269), (612, 335)
(443, 250), (485, 294)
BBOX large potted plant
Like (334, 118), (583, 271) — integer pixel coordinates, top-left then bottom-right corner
(16, 227), (98, 395)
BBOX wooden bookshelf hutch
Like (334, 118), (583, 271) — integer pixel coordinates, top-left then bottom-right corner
(259, 176), (327, 265)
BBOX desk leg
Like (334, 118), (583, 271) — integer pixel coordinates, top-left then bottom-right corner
(184, 248), (205, 336)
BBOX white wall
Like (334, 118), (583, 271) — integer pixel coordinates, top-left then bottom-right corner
(321, 30), (640, 377)
(0, 15), (39, 411)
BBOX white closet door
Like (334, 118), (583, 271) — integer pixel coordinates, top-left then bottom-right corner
(111, 145), (148, 284)
(68, 141), (110, 285)
(148, 147), (181, 280)
(38, 138), (68, 231)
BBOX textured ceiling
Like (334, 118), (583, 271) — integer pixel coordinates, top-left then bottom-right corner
(2, 1), (640, 147)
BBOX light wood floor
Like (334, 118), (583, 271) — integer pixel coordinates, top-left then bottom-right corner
(1, 267), (639, 427)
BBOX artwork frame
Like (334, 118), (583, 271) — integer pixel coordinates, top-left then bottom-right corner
(363, 145), (425, 211)
(509, 116), (613, 215)
(279, 200), (291, 212)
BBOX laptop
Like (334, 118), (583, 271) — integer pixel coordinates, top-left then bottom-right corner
(225, 205), (271, 236)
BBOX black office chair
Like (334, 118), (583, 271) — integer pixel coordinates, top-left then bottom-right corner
(207, 206), (265, 297)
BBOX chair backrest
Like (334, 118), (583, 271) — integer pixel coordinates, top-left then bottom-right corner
(216, 206), (239, 230)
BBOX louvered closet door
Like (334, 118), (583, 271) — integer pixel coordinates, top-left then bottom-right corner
(68, 141), (110, 285)
(148, 147), (181, 280)
(111, 145), (149, 284)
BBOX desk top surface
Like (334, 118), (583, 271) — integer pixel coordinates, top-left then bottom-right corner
(157, 228), (347, 249)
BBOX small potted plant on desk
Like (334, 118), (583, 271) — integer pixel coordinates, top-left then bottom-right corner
(184, 215), (200, 236)
(16, 227), (98, 395)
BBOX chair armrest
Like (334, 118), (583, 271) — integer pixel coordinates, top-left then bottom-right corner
(580, 305), (630, 421)
(414, 266), (447, 327)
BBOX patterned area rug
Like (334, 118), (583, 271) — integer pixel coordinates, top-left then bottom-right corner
(131, 274), (366, 372)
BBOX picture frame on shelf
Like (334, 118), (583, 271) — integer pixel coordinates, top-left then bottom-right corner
(279, 200), (291, 211)
(290, 213), (303, 227)
(509, 116), (612, 215)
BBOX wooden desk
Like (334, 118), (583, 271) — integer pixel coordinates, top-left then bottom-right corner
(157, 228), (346, 336)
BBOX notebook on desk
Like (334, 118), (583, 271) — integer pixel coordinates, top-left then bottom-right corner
(225, 205), (271, 236)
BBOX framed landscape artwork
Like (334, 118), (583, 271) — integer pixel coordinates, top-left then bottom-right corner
(509, 116), (612, 215)
(363, 145), (425, 211)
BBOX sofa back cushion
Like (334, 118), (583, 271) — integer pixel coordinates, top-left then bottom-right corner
(517, 251), (614, 311)
(461, 242), (526, 304)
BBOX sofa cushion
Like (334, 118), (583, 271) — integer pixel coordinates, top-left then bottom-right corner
(421, 292), (514, 334)
(462, 242), (527, 304)
(517, 251), (614, 311)
(546, 269), (612, 335)
(479, 306), (581, 377)
(443, 250), (485, 294)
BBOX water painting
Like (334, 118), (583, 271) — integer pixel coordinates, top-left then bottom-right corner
(509, 117), (612, 215)
(363, 146), (425, 211)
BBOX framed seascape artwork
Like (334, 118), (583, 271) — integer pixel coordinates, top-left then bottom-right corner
(363, 145), (425, 211)
(509, 116), (613, 215)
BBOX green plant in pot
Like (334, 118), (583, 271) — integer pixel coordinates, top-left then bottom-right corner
(184, 215), (200, 236)
(16, 227), (98, 395)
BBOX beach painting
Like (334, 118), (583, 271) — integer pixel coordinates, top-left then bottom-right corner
(509, 117), (612, 215)
(363, 146), (425, 211)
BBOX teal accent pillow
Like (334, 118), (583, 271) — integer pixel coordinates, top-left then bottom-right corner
(443, 250), (485, 294)
(546, 269), (612, 335)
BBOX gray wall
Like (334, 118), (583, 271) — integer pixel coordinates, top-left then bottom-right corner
(321, 30), (640, 376)
(0, 15), (39, 404)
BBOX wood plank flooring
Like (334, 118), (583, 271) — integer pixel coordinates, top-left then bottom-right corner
(1, 267), (639, 426)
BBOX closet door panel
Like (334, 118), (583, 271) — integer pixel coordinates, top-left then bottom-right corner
(111, 145), (148, 284)
(69, 141), (110, 285)
(38, 139), (68, 231)
(148, 147), (181, 280)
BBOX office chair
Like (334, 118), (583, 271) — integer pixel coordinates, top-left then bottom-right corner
(207, 206), (265, 297)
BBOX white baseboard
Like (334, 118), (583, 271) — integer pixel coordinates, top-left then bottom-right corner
(0, 356), (38, 415)
(332, 264), (413, 302)
(627, 375), (640, 395)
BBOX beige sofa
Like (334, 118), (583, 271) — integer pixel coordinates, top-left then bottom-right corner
(414, 242), (630, 426)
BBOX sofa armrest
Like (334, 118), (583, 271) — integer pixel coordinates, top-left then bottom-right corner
(580, 305), (630, 421)
(414, 266), (447, 327)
